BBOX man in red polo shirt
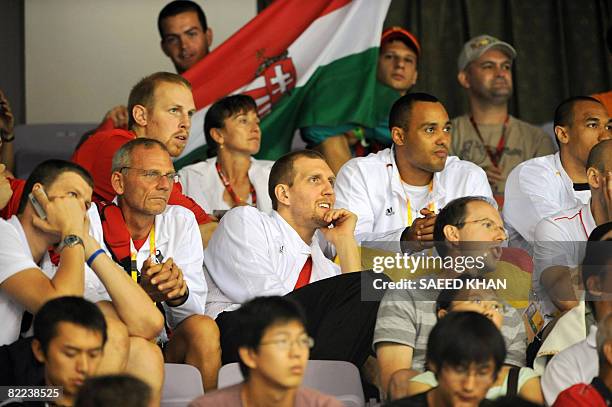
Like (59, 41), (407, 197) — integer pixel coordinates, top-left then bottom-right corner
(72, 72), (217, 247)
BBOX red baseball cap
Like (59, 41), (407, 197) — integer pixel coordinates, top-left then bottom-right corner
(381, 27), (421, 57)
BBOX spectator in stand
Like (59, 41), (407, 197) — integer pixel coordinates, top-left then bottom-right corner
(72, 72), (217, 248)
(179, 94), (274, 215)
(0, 297), (107, 407)
(402, 278), (544, 404)
(503, 96), (612, 253)
(75, 374), (152, 407)
(101, 0), (213, 129)
(385, 312), (507, 407)
(0, 89), (15, 173)
(301, 27), (421, 174)
(451, 35), (555, 196)
(533, 139), (612, 319)
(541, 223), (612, 404)
(189, 296), (343, 407)
(375, 196), (527, 401)
(553, 313), (612, 406)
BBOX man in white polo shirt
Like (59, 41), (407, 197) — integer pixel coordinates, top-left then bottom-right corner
(334, 93), (492, 251)
(207, 150), (381, 376)
(541, 227), (612, 404)
(504, 96), (612, 253)
(534, 139), (612, 317)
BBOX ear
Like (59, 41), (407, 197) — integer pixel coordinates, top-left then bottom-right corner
(132, 105), (148, 127)
(443, 224), (461, 243)
(110, 171), (125, 196)
(210, 127), (225, 147)
(238, 346), (257, 371)
(586, 275), (603, 297)
(31, 339), (46, 364)
(437, 308), (448, 320)
(587, 167), (602, 190)
(274, 184), (291, 207)
(160, 40), (171, 58)
(554, 125), (570, 146)
(604, 341), (612, 365)
(206, 28), (213, 48)
(391, 127), (405, 145)
(457, 70), (470, 89)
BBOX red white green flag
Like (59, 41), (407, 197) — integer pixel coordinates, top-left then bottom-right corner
(176, 0), (394, 168)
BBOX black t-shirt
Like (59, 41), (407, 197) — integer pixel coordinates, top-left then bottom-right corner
(384, 390), (496, 407)
(0, 336), (44, 386)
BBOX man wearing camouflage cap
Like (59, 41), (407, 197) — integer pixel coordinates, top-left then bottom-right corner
(451, 35), (555, 196)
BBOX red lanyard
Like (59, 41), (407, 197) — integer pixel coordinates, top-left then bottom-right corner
(469, 116), (509, 167)
(215, 161), (257, 206)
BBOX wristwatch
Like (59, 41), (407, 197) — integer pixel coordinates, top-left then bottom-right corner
(56, 234), (84, 252)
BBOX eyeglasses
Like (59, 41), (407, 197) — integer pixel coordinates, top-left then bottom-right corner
(444, 364), (496, 384)
(120, 167), (180, 184)
(465, 299), (507, 314)
(455, 218), (507, 238)
(259, 335), (315, 351)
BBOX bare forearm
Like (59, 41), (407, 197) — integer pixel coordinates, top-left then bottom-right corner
(52, 245), (85, 297)
(199, 222), (218, 248)
(0, 140), (14, 173)
(90, 253), (164, 339)
(334, 236), (361, 273)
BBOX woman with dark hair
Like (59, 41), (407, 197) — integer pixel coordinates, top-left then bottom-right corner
(179, 95), (274, 217)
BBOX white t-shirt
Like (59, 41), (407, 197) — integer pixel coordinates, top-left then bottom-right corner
(541, 325), (598, 405)
(0, 216), (44, 345)
(401, 183), (431, 224)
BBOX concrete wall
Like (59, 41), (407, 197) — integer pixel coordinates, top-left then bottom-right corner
(25, 0), (256, 123)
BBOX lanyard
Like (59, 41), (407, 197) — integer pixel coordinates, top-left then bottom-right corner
(400, 178), (436, 226)
(469, 115), (509, 167)
(215, 161), (257, 206)
(129, 224), (155, 283)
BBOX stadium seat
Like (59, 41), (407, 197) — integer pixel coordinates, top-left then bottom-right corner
(218, 360), (365, 407)
(13, 123), (97, 179)
(161, 363), (204, 407)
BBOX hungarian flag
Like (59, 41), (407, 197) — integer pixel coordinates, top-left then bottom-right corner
(176, 0), (394, 168)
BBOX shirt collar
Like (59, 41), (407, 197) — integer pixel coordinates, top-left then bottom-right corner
(388, 146), (446, 199)
(587, 325), (598, 347)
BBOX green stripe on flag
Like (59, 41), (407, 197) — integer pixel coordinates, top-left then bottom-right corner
(256, 47), (400, 160)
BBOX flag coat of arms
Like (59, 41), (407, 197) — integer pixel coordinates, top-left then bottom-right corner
(177, 0), (395, 168)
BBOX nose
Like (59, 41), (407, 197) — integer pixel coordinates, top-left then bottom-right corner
(179, 112), (191, 132)
(157, 174), (173, 190)
(462, 372), (477, 391)
(495, 227), (507, 241)
(76, 354), (89, 374)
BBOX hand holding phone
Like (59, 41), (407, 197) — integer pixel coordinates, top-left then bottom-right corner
(29, 185), (86, 237)
(28, 186), (48, 220)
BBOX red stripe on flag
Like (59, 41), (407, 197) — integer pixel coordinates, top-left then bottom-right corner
(321, 0), (352, 16)
(183, 0), (353, 109)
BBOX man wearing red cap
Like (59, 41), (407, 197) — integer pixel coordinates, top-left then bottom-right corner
(300, 27), (421, 174)
(451, 35), (555, 196)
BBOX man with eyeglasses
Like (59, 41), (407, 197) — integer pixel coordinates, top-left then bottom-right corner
(72, 72), (217, 248)
(374, 196), (527, 401)
(190, 296), (344, 406)
(533, 139), (612, 321)
(86, 138), (221, 392)
(451, 35), (555, 196)
(386, 312), (506, 407)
